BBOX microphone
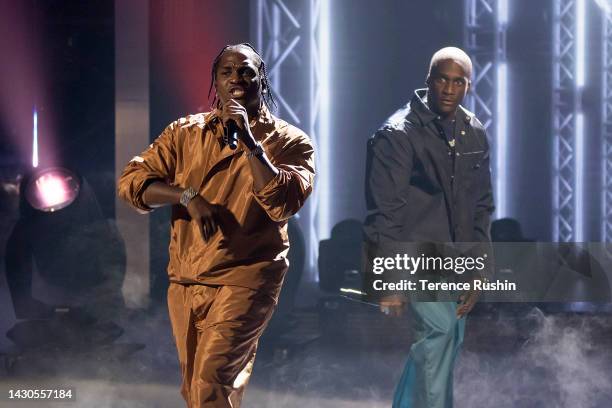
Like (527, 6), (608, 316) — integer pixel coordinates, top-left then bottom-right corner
(225, 120), (240, 150)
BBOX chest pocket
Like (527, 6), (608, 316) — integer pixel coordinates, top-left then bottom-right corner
(460, 150), (485, 170)
(457, 149), (486, 191)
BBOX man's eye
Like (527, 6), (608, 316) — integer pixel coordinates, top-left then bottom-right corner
(241, 68), (256, 77)
(455, 80), (464, 85)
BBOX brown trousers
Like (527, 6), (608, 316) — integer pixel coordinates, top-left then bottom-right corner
(167, 283), (276, 408)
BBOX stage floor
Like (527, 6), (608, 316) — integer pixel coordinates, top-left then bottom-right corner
(1, 300), (612, 408)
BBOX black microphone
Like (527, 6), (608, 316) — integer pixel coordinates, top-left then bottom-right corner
(225, 120), (240, 150)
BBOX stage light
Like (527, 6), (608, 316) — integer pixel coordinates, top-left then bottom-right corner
(576, 0), (586, 88)
(498, 0), (509, 25)
(32, 107), (38, 168)
(308, 0), (332, 273)
(495, 0), (509, 218)
(600, 0), (612, 242)
(575, 0), (586, 241)
(6, 171), (128, 351)
(316, 0), (331, 242)
(575, 113), (585, 241)
(496, 62), (508, 217)
(24, 167), (80, 212)
(594, 0), (612, 14)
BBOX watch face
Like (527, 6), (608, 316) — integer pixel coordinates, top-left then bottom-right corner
(180, 188), (197, 206)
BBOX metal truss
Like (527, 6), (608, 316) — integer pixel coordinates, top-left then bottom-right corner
(253, 0), (323, 278)
(464, 0), (508, 216)
(603, 12), (612, 243)
(253, 0), (305, 125)
(464, 0), (502, 129)
(552, 0), (578, 242)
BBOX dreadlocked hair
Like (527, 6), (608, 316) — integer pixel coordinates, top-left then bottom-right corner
(207, 43), (277, 112)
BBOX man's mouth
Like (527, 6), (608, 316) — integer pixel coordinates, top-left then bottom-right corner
(229, 87), (246, 98)
(440, 99), (455, 105)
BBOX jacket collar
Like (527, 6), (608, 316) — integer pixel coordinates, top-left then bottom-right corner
(410, 88), (474, 127)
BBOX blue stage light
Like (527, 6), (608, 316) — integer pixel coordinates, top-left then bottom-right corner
(496, 62), (508, 218)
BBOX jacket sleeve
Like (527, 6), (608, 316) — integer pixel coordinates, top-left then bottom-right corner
(471, 130), (495, 279)
(363, 127), (415, 300)
(252, 133), (315, 222)
(117, 121), (178, 213)
(364, 128), (414, 245)
(473, 133), (495, 242)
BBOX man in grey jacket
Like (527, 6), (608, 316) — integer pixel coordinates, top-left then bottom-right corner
(364, 47), (495, 407)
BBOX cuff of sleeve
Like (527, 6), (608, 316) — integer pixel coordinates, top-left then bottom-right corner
(253, 170), (283, 198)
(251, 170), (290, 222)
(132, 177), (159, 213)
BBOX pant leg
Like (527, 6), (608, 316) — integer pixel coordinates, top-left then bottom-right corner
(190, 285), (276, 408)
(167, 283), (275, 408)
(393, 301), (466, 408)
(167, 283), (216, 407)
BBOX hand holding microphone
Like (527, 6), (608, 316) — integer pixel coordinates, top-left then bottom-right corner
(225, 119), (240, 150)
(221, 99), (256, 150)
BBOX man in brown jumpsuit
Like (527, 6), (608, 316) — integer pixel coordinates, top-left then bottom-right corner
(117, 43), (315, 407)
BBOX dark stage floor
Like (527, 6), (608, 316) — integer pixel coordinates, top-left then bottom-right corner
(1, 282), (612, 408)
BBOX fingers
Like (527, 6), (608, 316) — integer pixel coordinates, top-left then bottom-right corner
(379, 300), (391, 315)
(380, 305), (400, 315)
(225, 98), (242, 108)
(195, 217), (206, 241)
(200, 216), (219, 242)
(204, 217), (219, 240)
(202, 217), (210, 240)
(206, 218), (216, 237)
(187, 197), (219, 242)
(220, 99), (248, 128)
(456, 292), (477, 318)
(380, 301), (405, 317)
(456, 301), (468, 318)
(456, 305), (467, 318)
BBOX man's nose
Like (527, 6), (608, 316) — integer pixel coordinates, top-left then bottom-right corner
(443, 82), (455, 94)
(229, 70), (240, 82)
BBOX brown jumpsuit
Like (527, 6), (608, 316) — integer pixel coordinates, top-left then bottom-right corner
(117, 107), (315, 407)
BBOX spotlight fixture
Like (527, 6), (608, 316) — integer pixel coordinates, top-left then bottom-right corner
(24, 167), (80, 212)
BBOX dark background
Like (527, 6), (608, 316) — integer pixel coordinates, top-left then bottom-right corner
(1, 3), (611, 407)
(0, 0), (608, 299)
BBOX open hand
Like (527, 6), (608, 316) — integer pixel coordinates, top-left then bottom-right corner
(186, 195), (218, 241)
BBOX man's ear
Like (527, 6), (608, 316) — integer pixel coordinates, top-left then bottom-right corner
(425, 75), (431, 86)
(466, 80), (471, 93)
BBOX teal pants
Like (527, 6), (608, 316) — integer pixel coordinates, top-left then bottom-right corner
(392, 301), (465, 408)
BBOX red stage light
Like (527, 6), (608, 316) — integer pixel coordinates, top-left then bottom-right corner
(25, 168), (80, 212)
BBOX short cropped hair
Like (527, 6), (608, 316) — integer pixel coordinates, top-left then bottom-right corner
(427, 47), (473, 79)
